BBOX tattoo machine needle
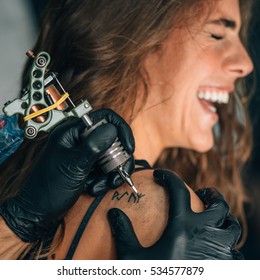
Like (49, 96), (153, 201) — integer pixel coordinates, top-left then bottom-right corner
(54, 76), (138, 194)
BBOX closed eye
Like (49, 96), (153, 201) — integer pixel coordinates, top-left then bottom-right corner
(211, 33), (224, 40)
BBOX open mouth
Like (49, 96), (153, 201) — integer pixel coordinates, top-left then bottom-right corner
(197, 90), (230, 114)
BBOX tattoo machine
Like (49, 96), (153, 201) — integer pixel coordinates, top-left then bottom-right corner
(2, 50), (137, 193)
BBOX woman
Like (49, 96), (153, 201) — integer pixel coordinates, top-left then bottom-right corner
(0, 0), (253, 259)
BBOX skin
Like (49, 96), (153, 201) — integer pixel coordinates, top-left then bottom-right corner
(0, 219), (28, 259)
(0, 0), (253, 259)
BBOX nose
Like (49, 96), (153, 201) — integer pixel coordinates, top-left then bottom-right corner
(224, 40), (254, 78)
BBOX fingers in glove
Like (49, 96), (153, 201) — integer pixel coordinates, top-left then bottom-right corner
(219, 213), (242, 246)
(231, 248), (244, 260)
(153, 169), (191, 216)
(196, 188), (229, 227)
(90, 109), (135, 153)
(79, 123), (118, 162)
(48, 118), (86, 148)
(196, 188), (225, 207)
(85, 156), (135, 196)
(107, 208), (142, 258)
(107, 156), (135, 188)
(86, 174), (108, 196)
(153, 169), (193, 245)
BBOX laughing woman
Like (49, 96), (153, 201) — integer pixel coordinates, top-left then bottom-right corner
(0, 0), (254, 259)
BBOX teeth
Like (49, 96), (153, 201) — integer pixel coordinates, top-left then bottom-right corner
(197, 90), (230, 104)
(208, 104), (217, 113)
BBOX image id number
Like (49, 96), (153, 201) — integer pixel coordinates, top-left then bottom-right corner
(150, 266), (204, 276)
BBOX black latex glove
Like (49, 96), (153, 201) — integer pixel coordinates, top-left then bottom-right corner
(84, 109), (135, 196)
(107, 169), (244, 260)
(0, 109), (135, 242)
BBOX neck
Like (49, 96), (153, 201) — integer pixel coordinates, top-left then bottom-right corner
(131, 112), (163, 167)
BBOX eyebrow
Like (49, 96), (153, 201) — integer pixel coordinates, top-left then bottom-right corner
(208, 18), (237, 30)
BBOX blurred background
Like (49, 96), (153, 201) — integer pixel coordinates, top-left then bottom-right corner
(0, 0), (259, 259)
(0, 0), (45, 107)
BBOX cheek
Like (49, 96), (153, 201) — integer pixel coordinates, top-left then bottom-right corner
(186, 101), (215, 151)
(168, 86), (216, 151)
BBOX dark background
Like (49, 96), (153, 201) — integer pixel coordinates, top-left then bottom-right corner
(240, 0), (260, 260)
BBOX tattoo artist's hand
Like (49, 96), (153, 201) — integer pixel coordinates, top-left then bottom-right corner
(0, 109), (135, 242)
(84, 109), (135, 196)
(107, 169), (244, 260)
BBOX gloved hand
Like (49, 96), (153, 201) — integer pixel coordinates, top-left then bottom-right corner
(107, 169), (244, 260)
(0, 109), (135, 242)
(84, 109), (135, 196)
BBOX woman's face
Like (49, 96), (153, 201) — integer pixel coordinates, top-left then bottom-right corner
(142, 0), (253, 153)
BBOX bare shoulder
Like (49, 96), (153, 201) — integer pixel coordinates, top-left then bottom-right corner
(53, 169), (204, 259)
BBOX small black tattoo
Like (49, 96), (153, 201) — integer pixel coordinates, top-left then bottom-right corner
(112, 191), (145, 203)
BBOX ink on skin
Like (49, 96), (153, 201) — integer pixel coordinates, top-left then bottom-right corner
(112, 191), (145, 203)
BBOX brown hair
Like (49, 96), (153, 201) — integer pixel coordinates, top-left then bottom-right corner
(0, 0), (254, 256)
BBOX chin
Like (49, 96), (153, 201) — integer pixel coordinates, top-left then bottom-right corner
(189, 135), (214, 153)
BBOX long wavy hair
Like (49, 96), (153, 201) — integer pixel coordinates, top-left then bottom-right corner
(0, 0), (254, 257)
